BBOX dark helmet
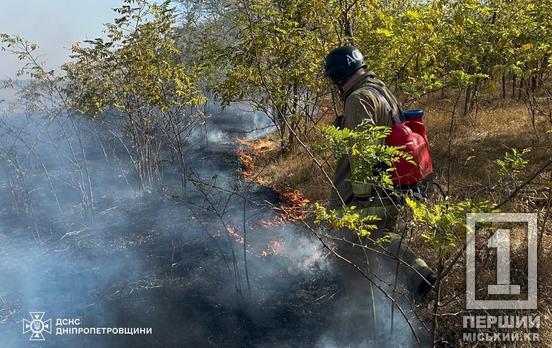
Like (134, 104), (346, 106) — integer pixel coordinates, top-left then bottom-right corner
(324, 46), (366, 85)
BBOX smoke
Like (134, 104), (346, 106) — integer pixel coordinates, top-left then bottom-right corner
(0, 87), (426, 347)
(317, 283), (427, 348)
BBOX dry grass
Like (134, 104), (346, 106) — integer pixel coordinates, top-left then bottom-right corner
(422, 97), (551, 199)
(238, 132), (333, 203)
(239, 93), (552, 346)
(243, 95), (551, 201)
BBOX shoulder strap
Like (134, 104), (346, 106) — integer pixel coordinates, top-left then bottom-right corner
(365, 84), (403, 124)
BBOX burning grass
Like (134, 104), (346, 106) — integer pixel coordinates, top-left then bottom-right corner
(226, 225), (245, 245)
(275, 189), (310, 222)
(237, 137), (311, 222)
(259, 240), (282, 257)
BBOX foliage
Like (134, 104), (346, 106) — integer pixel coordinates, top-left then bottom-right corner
(405, 197), (496, 250)
(62, 0), (206, 187)
(0, 34), (97, 209)
(2, 0), (208, 190)
(63, 0), (205, 116)
(0, 34), (66, 111)
(496, 147), (531, 179)
(314, 122), (411, 239)
(314, 119), (497, 249)
(317, 121), (411, 190)
(314, 202), (380, 238)
(180, 0), (552, 143)
(205, 0), (336, 147)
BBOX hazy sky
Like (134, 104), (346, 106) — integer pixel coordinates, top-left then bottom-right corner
(0, 0), (123, 78)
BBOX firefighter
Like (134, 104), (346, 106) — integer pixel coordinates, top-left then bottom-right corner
(324, 45), (435, 297)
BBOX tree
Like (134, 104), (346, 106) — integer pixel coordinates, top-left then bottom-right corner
(63, 0), (206, 189)
(182, 0), (340, 150)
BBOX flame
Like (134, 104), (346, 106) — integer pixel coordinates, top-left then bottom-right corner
(210, 226), (247, 248)
(237, 137), (310, 223)
(237, 137), (276, 153)
(275, 189), (310, 222)
(237, 149), (256, 182)
(237, 138), (275, 185)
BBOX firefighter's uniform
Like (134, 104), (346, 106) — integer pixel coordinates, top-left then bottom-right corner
(329, 70), (433, 295)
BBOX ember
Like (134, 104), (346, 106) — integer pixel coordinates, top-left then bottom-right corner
(237, 137), (276, 153)
(209, 230), (222, 239)
(237, 138), (310, 222)
(259, 240), (282, 257)
(276, 189), (310, 222)
(236, 138), (274, 185)
(226, 225), (245, 245)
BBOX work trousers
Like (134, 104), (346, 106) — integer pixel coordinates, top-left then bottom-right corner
(329, 202), (432, 299)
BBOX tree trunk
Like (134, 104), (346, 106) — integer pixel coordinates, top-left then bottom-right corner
(502, 72), (507, 99)
(463, 86), (472, 116)
(518, 77), (524, 100)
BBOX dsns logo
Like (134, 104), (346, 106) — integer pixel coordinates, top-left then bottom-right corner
(22, 312), (52, 341)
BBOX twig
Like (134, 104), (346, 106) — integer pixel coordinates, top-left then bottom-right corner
(243, 196), (252, 297)
(495, 157), (552, 209)
(446, 89), (462, 196)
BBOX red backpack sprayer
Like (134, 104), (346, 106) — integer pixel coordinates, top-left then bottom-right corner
(367, 85), (433, 188)
(386, 109), (433, 186)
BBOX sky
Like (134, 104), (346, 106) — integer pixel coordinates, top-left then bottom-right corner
(0, 0), (123, 78)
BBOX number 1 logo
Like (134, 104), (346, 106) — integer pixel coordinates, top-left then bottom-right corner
(466, 213), (537, 310)
(487, 229), (520, 295)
